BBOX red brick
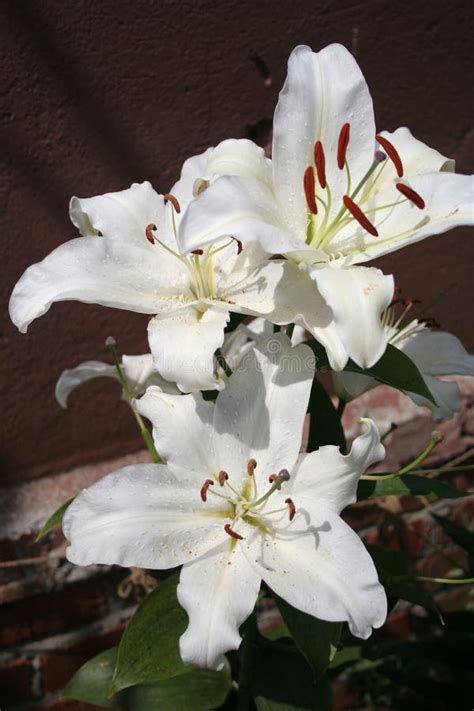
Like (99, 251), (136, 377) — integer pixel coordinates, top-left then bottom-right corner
(0, 577), (110, 648)
(380, 608), (412, 639)
(0, 656), (38, 705)
(415, 547), (468, 579)
(42, 625), (126, 694)
(343, 503), (385, 531)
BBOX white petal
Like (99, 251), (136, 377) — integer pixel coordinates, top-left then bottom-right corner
(135, 388), (216, 474)
(266, 261), (349, 372)
(219, 259), (288, 317)
(331, 173), (474, 263)
(170, 147), (214, 206)
(289, 419), (384, 513)
(408, 375), (462, 419)
(55, 360), (117, 408)
(272, 44), (376, 232)
(177, 175), (310, 255)
(147, 306), (229, 392)
(121, 353), (180, 396)
(63, 464), (229, 569)
(178, 542), (261, 669)
(239, 507), (387, 639)
(400, 330), (474, 377)
(9, 237), (182, 333)
(311, 266), (394, 369)
(212, 334), (314, 487)
(375, 127), (455, 194)
(205, 138), (272, 186)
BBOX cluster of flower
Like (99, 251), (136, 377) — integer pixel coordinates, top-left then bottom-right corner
(9, 44), (474, 670)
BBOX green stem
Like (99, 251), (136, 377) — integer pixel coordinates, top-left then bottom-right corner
(237, 610), (258, 711)
(215, 348), (233, 378)
(396, 431), (443, 475)
(417, 576), (474, 585)
(106, 338), (162, 463)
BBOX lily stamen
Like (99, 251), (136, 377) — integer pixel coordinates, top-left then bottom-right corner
(314, 140), (327, 188)
(285, 498), (296, 521)
(247, 458), (257, 476)
(145, 224), (157, 245)
(224, 523), (244, 540)
(395, 182), (426, 209)
(337, 123), (350, 169)
(163, 193), (181, 213)
(200, 479), (214, 502)
(218, 470), (228, 486)
(304, 166), (318, 214)
(375, 135), (404, 177)
(342, 195), (379, 237)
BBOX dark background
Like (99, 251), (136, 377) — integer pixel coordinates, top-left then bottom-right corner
(1, 0), (473, 485)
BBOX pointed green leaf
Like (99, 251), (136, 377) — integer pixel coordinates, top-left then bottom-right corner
(112, 574), (189, 692)
(62, 648), (124, 707)
(36, 497), (75, 541)
(274, 594), (342, 679)
(358, 474), (466, 501)
(307, 377), (346, 453)
(307, 340), (436, 404)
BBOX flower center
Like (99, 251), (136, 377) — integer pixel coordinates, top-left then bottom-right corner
(382, 293), (439, 346)
(200, 459), (296, 540)
(303, 124), (426, 253)
(144, 193), (242, 303)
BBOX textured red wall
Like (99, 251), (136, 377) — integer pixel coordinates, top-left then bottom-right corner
(1, 0), (473, 484)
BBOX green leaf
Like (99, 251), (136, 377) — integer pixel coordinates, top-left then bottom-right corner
(112, 574), (190, 692)
(307, 340), (436, 404)
(274, 594), (342, 679)
(251, 638), (323, 710)
(36, 497), (75, 541)
(62, 646), (231, 711)
(307, 377), (346, 453)
(128, 665), (231, 711)
(367, 545), (443, 623)
(358, 474), (466, 501)
(329, 645), (362, 669)
(62, 648), (124, 707)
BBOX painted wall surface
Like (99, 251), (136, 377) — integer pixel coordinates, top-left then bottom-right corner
(1, 0), (473, 483)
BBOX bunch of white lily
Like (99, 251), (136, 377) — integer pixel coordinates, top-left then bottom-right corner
(9, 42), (474, 706)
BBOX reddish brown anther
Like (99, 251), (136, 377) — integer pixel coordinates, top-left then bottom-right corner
(145, 224), (157, 244)
(343, 195), (379, 237)
(247, 458), (257, 476)
(164, 193), (181, 213)
(303, 166), (318, 215)
(218, 470), (229, 486)
(375, 135), (404, 177)
(403, 298), (421, 306)
(337, 123), (350, 170)
(224, 523), (243, 540)
(285, 498), (296, 521)
(200, 479), (214, 502)
(395, 182), (425, 209)
(231, 237), (243, 255)
(192, 249), (204, 255)
(314, 141), (327, 188)
(268, 474), (278, 483)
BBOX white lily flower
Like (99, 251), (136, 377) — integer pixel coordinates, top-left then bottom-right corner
(10, 141), (339, 392)
(334, 303), (474, 419)
(178, 44), (474, 371)
(63, 334), (387, 670)
(55, 353), (178, 409)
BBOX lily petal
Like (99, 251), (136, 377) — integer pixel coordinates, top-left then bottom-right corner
(331, 173), (474, 263)
(177, 175), (311, 255)
(178, 542), (261, 670)
(289, 419), (384, 513)
(55, 361), (117, 408)
(409, 374), (462, 419)
(135, 388), (216, 474)
(9, 237), (183, 333)
(310, 266), (394, 369)
(63, 464), (229, 569)
(401, 330), (474, 377)
(272, 44), (376, 232)
(147, 306), (229, 393)
(212, 334), (314, 487)
(240, 506), (387, 639)
(205, 138), (272, 186)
